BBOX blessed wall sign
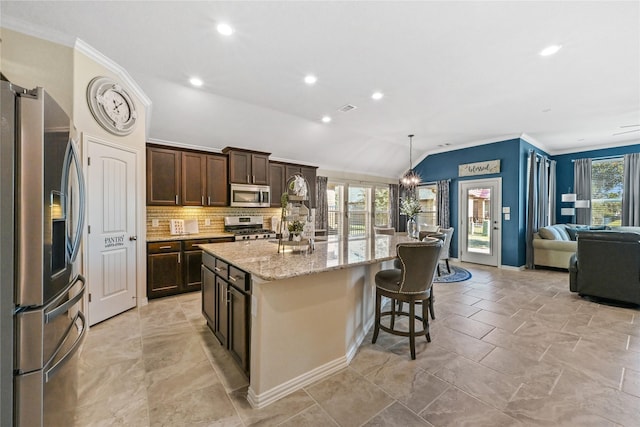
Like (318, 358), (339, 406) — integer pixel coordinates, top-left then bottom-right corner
(458, 160), (500, 177)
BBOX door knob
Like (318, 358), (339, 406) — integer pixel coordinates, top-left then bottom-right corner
(129, 236), (138, 241)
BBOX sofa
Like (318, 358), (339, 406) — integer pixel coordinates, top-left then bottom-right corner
(569, 231), (640, 305)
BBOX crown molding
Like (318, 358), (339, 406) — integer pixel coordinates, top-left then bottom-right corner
(74, 38), (152, 135)
(1, 15), (74, 47)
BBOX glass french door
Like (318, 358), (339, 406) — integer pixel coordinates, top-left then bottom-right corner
(326, 183), (373, 238)
(459, 178), (501, 266)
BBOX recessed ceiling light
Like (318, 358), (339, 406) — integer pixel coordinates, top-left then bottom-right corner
(321, 116), (331, 123)
(189, 77), (203, 87)
(371, 91), (384, 100)
(539, 45), (562, 56)
(304, 75), (317, 85)
(217, 23), (234, 36)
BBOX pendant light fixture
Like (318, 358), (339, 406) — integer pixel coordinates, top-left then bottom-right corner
(400, 134), (421, 190)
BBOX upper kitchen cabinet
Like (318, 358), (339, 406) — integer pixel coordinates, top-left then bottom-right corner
(147, 146), (181, 205)
(181, 152), (206, 206)
(205, 154), (228, 206)
(147, 145), (228, 206)
(223, 147), (270, 185)
(269, 162), (286, 207)
(285, 164), (318, 208)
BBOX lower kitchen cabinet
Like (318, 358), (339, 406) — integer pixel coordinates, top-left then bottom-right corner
(202, 252), (250, 375)
(147, 237), (233, 299)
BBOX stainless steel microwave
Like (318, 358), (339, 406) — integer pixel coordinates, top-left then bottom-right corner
(230, 183), (271, 208)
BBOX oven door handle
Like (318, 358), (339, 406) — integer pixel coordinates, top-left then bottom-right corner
(44, 310), (86, 383)
(44, 274), (85, 324)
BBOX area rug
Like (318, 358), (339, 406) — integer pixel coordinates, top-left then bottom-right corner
(433, 265), (472, 283)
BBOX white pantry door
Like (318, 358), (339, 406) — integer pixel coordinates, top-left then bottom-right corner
(86, 137), (137, 325)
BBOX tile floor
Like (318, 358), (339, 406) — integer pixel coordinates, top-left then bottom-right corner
(75, 262), (640, 426)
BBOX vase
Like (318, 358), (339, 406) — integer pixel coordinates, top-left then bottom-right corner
(407, 217), (418, 239)
(292, 233), (302, 242)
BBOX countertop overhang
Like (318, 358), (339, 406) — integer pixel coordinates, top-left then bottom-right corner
(200, 234), (415, 281)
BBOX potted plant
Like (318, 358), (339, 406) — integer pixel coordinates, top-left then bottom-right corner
(288, 220), (305, 241)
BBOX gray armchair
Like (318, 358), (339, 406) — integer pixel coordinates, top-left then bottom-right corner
(569, 231), (640, 305)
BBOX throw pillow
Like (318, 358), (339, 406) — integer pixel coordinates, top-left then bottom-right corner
(566, 225), (589, 241)
(552, 224), (571, 240)
(538, 226), (561, 240)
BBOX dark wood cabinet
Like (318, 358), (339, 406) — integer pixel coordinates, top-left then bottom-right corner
(147, 145), (228, 206)
(148, 237), (233, 299)
(181, 152), (206, 206)
(224, 147), (270, 185)
(147, 147), (181, 205)
(269, 162), (286, 207)
(202, 252), (250, 375)
(206, 154), (228, 206)
(147, 241), (182, 298)
(282, 163), (318, 208)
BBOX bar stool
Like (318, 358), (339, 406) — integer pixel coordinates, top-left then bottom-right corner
(373, 240), (442, 359)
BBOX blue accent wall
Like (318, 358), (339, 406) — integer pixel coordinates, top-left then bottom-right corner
(413, 138), (639, 268)
(553, 144), (640, 223)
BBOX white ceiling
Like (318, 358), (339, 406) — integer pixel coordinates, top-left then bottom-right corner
(2, 1), (639, 178)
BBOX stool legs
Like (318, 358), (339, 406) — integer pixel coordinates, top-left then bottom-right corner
(409, 301), (416, 359)
(372, 292), (381, 344)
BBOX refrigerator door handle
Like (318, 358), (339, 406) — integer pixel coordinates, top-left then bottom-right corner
(44, 310), (86, 383)
(62, 138), (85, 263)
(44, 275), (85, 324)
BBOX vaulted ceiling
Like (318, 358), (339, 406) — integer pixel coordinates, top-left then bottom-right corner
(2, 1), (639, 178)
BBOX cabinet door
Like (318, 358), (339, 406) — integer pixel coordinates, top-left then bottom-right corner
(228, 285), (249, 373)
(269, 163), (285, 207)
(206, 154), (228, 206)
(228, 151), (251, 184)
(181, 152), (206, 206)
(214, 276), (229, 346)
(251, 154), (270, 185)
(147, 147), (180, 205)
(202, 266), (215, 328)
(285, 165), (301, 183)
(300, 166), (317, 208)
(183, 250), (203, 291)
(147, 252), (182, 299)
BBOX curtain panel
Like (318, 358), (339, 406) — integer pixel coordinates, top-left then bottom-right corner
(526, 151), (555, 269)
(622, 153), (640, 226)
(574, 158), (592, 225)
(315, 176), (328, 231)
(436, 180), (450, 229)
(389, 183), (399, 230)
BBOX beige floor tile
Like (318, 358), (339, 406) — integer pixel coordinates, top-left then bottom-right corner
(420, 387), (520, 427)
(469, 309), (526, 333)
(305, 368), (394, 426)
(365, 358), (450, 413)
(230, 388), (315, 426)
(440, 314), (495, 339)
(350, 343), (402, 377)
(363, 402), (433, 426)
(622, 367), (640, 398)
(481, 327), (548, 360)
(471, 299), (520, 316)
(430, 325), (495, 361)
(278, 404), (339, 427)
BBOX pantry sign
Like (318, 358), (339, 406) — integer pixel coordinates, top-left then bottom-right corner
(458, 160), (500, 177)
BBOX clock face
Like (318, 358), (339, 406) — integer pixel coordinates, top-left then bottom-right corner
(87, 77), (137, 136)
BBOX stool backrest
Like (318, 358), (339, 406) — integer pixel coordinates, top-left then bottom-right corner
(395, 241), (443, 294)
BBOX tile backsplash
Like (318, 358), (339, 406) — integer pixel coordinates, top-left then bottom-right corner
(146, 206), (282, 239)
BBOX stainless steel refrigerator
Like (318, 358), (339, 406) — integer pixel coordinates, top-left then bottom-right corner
(1, 78), (86, 426)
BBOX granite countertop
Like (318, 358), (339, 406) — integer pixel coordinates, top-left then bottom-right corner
(147, 232), (235, 242)
(200, 234), (417, 281)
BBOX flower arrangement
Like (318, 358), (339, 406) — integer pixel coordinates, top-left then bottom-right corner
(400, 197), (422, 218)
(287, 220), (304, 234)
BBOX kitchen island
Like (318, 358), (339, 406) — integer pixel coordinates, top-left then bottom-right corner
(199, 234), (413, 408)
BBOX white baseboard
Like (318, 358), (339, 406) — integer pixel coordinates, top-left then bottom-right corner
(247, 356), (348, 409)
(500, 264), (526, 271)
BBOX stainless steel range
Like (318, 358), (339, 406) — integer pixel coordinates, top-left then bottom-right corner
(224, 216), (276, 241)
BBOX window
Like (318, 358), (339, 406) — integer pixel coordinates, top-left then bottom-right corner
(415, 184), (438, 226)
(327, 181), (391, 237)
(591, 158), (623, 226)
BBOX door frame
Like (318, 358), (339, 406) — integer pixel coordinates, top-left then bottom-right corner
(82, 134), (145, 325)
(458, 177), (502, 267)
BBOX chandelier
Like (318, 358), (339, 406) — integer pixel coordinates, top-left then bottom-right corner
(400, 134), (421, 190)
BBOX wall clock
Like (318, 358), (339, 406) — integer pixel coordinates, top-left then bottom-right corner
(86, 76), (137, 136)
